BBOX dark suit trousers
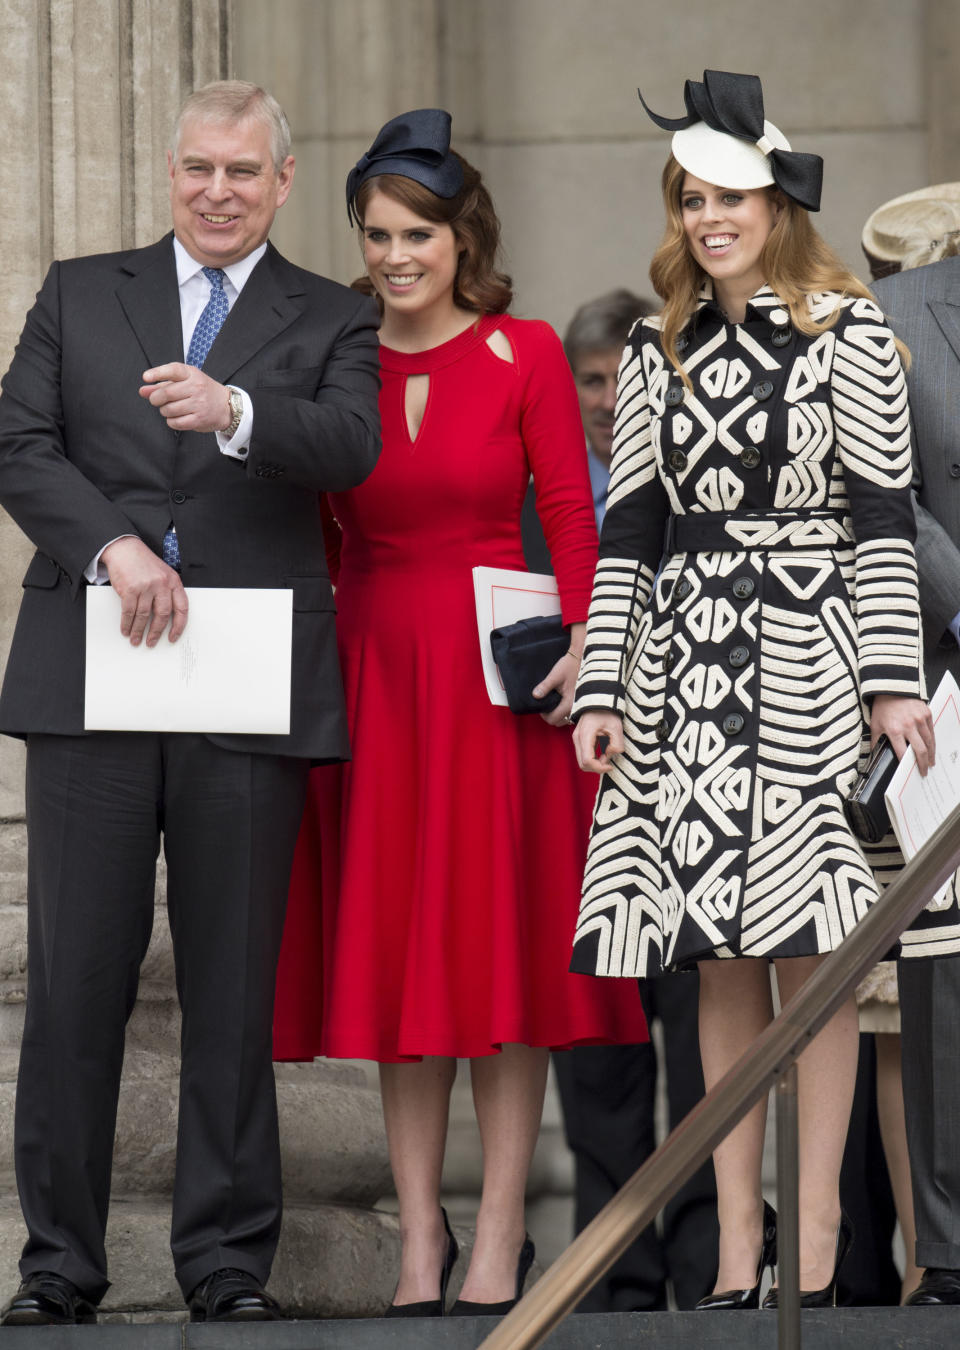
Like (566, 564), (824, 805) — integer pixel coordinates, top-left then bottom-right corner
(837, 1034), (898, 1305)
(899, 954), (960, 1269)
(16, 732), (308, 1301)
(553, 972), (717, 1310)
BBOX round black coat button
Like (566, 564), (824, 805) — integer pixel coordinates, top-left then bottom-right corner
(728, 645), (750, 669)
(674, 578), (692, 601)
(675, 334), (690, 354)
(752, 381), (774, 401)
(171, 490), (186, 504)
(665, 386), (684, 407)
(655, 719), (670, 742)
(722, 712), (745, 736)
(668, 450), (688, 472)
(951, 464), (960, 479)
(662, 651), (675, 673)
(740, 447), (762, 469)
(771, 326), (791, 347)
(732, 576), (755, 599)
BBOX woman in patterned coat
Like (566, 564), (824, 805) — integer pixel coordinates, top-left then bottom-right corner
(571, 71), (935, 1309)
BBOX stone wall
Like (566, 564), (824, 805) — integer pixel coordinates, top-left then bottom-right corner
(235, 0), (960, 332)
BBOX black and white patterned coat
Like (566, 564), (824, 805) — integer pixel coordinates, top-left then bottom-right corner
(570, 283), (925, 978)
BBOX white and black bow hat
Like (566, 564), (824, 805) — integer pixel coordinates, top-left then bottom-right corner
(640, 70), (823, 212)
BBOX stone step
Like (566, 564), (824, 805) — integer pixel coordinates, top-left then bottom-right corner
(0, 1197), (407, 1319)
(0, 1055), (391, 1205)
(0, 1306), (952, 1346)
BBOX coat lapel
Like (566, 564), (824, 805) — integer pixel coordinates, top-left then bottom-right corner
(202, 244), (307, 385)
(115, 234), (184, 371)
(929, 298), (960, 367)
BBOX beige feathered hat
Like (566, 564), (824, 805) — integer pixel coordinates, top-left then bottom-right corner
(861, 182), (960, 277)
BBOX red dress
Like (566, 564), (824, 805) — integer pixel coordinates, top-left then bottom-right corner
(274, 314), (647, 1061)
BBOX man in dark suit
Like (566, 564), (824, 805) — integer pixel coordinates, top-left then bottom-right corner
(0, 81), (380, 1325)
(872, 240), (960, 1305)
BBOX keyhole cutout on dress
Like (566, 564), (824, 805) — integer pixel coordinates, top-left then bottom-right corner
(486, 328), (514, 364)
(404, 373), (429, 441)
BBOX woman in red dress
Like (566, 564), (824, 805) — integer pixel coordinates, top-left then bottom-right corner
(274, 109), (646, 1316)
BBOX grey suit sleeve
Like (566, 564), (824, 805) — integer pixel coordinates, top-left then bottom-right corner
(912, 451), (960, 640)
(873, 270), (960, 646)
(243, 291), (381, 492)
(0, 262), (141, 591)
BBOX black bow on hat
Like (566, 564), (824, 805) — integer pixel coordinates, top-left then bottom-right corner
(639, 70), (823, 212)
(346, 108), (464, 225)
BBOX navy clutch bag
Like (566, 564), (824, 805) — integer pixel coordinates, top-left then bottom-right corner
(843, 735), (897, 843)
(489, 614), (566, 714)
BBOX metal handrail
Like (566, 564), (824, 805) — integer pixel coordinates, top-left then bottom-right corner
(480, 801), (960, 1350)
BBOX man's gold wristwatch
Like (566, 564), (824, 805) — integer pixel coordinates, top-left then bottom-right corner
(225, 386), (244, 439)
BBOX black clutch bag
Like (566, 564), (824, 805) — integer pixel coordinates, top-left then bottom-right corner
(490, 614), (567, 714)
(843, 735), (897, 843)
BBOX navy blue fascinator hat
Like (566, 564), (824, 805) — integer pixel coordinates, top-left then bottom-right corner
(639, 70), (823, 212)
(346, 108), (464, 226)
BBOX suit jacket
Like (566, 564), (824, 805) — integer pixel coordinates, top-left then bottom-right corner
(0, 233), (381, 759)
(873, 259), (960, 693)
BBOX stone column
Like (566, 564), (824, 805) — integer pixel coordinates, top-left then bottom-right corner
(0, 0), (395, 1318)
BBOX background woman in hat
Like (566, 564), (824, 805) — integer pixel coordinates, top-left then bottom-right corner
(274, 109), (647, 1316)
(572, 71), (933, 1308)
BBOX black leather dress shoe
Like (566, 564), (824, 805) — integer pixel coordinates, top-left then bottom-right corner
(905, 1267), (960, 1305)
(0, 1271), (98, 1326)
(188, 1268), (281, 1322)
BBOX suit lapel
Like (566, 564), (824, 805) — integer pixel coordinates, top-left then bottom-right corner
(929, 298), (960, 367)
(115, 235), (184, 370)
(203, 244), (307, 385)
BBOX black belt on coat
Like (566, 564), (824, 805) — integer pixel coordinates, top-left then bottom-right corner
(663, 510), (855, 554)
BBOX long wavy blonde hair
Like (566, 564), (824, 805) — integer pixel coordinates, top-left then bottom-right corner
(650, 154), (908, 389)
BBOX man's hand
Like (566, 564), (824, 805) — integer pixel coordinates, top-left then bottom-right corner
(101, 537), (188, 647)
(140, 363), (232, 433)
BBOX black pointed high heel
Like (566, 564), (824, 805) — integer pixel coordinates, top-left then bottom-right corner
(448, 1234), (536, 1316)
(383, 1207), (459, 1318)
(761, 1211), (853, 1309)
(696, 1200), (777, 1310)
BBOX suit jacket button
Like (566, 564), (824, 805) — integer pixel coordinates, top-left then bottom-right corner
(752, 380), (774, 401)
(668, 450), (688, 472)
(951, 464), (960, 479)
(662, 650), (675, 673)
(655, 718), (670, 742)
(728, 645), (750, 669)
(771, 326), (791, 347)
(722, 712), (745, 736)
(674, 578), (692, 601)
(675, 334), (689, 354)
(740, 447), (762, 469)
(665, 386), (684, 407)
(171, 490), (186, 504)
(732, 576), (755, 599)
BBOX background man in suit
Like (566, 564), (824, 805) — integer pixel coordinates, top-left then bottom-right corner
(524, 289), (718, 1311)
(872, 216), (960, 1306)
(0, 81), (380, 1325)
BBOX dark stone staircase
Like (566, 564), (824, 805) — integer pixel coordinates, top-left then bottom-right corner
(0, 1308), (956, 1349)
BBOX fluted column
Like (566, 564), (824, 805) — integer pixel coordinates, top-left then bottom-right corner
(0, 0), (395, 1318)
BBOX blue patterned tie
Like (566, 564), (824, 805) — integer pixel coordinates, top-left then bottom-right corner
(186, 266), (229, 368)
(164, 268), (229, 571)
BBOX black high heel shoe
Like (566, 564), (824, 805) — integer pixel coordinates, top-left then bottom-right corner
(448, 1234), (536, 1316)
(761, 1211), (853, 1309)
(384, 1207), (459, 1318)
(696, 1200), (777, 1311)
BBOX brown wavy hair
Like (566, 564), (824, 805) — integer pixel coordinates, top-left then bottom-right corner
(651, 154), (908, 389)
(351, 151), (512, 315)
